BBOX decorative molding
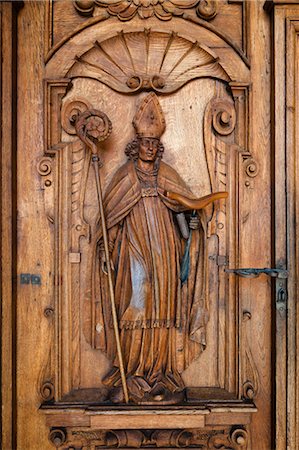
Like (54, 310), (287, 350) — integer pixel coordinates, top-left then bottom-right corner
(207, 427), (248, 449)
(61, 98), (92, 136)
(196, 0), (218, 21)
(44, 0), (53, 58)
(242, 152), (259, 178)
(70, 140), (91, 250)
(241, 310), (259, 401)
(204, 96), (236, 223)
(39, 82), (95, 398)
(229, 82), (259, 184)
(37, 157), (54, 224)
(211, 98), (237, 137)
(44, 79), (72, 151)
(37, 156), (53, 177)
(68, 29), (230, 94)
(40, 381), (55, 402)
(49, 428), (67, 448)
(203, 93), (238, 392)
(51, 426), (249, 448)
(73, 0), (219, 22)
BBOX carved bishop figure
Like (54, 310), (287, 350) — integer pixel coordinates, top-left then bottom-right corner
(93, 93), (210, 404)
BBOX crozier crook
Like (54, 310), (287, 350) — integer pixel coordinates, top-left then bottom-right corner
(75, 109), (130, 404)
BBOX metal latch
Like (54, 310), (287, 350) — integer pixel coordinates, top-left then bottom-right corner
(225, 268), (288, 279)
(276, 286), (287, 312)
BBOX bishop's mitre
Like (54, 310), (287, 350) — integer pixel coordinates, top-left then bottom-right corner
(133, 93), (166, 139)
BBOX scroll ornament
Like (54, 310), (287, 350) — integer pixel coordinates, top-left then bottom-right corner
(73, 0), (218, 21)
(49, 427), (248, 448)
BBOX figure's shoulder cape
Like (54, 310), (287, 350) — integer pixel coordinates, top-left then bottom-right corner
(103, 161), (141, 229)
(102, 159), (196, 231)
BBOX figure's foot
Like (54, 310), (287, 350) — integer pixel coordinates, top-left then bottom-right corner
(141, 382), (185, 405)
(149, 382), (167, 401)
(109, 386), (124, 404)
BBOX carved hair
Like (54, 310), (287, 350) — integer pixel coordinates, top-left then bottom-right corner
(125, 137), (164, 161)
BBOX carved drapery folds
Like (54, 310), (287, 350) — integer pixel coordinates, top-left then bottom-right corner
(68, 29), (230, 94)
(39, 82), (258, 402)
(73, 0), (218, 21)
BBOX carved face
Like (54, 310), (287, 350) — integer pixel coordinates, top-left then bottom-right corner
(138, 137), (160, 162)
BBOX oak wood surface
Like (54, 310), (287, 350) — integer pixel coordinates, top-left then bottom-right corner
(2, 1), (297, 449)
(272, 4), (299, 449)
(1, 4), (14, 450)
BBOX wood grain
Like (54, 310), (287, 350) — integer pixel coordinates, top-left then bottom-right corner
(2, 1), (293, 448)
(1, 4), (14, 449)
(17, 2), (53, 449)
(241, 2), (272, 448)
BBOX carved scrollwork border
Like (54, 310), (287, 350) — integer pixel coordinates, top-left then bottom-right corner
(49, 426), (249, 450)
(48, 426), (249, 449)
(73, 0), (218, 22)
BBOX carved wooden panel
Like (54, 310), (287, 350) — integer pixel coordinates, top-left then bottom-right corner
(39, 77), (257, 402)
(10, 1), (273, 448)
(37, 3), (264, 445)
(49, 426), (249, 449)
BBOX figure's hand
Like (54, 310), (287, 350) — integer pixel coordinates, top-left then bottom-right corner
(100, 250), (115, 275)
(189, 215), (200, 230)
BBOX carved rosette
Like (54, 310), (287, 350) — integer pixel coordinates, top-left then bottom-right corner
(73, 0), (218, 21)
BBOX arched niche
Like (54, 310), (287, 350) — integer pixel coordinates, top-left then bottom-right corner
(45, 17), (250, 85)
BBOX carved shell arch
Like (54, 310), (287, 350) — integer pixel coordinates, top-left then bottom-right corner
(45, 16), (250, 85)
(67, 29), (230, 94)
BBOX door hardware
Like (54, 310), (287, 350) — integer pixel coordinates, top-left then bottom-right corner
(277, 287), (287, 303)
(20, 273), (31, 284)
(20, 273), (42, 285)
(225, 268), (288, 279)
(31, 274), (41, 285)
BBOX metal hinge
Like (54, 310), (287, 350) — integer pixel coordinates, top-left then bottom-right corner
(225, 268), (288, 279)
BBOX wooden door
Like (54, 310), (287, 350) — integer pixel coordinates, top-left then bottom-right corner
(2, 1), (297, 449)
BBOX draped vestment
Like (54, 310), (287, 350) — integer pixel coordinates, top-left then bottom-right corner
(91, 160), (209, 397)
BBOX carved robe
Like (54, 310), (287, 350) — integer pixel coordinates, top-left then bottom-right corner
(92, 159), (209, 398)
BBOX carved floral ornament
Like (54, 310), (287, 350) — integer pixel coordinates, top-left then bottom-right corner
(73, 0), (218, 21)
